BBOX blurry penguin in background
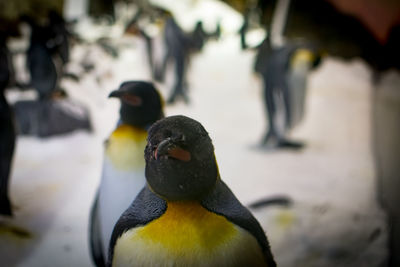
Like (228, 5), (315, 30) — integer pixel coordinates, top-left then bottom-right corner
(124, 5), (159, 78)
(26, 19), (59, 100)
(191, 20), (221, 52)
(108, 115), (276, 267)
(154, 14), (220, 105)
(154, 16), (192, 104)
(0, 32), (15, 216)
(254, 35), (321, 149)
(89, 81), (164, 267)
(24, 12), (69, 100)
(48, 10), (70, 67)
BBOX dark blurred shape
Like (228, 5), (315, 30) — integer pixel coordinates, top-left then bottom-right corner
(13, 98), (92, 138)
(24, 16), (60, 100)
(124, 5), (164, 77)
(225, 0), (400, 72)
(0, 31), (15, 216)
(248, 195), (293, 210)
(11, 12), (92, 138)
(48, 10), (70, 65)
(88, 0), (115, 21)
(326, 0), (400, 44)
(97, 37), (119, 58)
(154, 16), (193, 104)
(90, 194), (106, 267)
(0, 0), (63, 38)
(255, 36), (321, 148)
(191, 20), (221, 51)
(375, 24), (400, 77)
(373, 76), (400, 267)
(29, 10), (72, 92)
(0, 222), (32, 238)
(284, 0), (400, 73)
(155, 15), (221, 104)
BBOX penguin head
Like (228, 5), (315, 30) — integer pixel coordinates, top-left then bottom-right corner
(144, 115), (219, 201)
(109, 81), (164, 129)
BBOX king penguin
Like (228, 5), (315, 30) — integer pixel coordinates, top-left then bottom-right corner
(108, 115), (276, 267)
(89, 81), (164, 267)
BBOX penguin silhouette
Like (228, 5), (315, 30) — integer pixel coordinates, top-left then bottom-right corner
(155, 16), (220, 104)
(89, 81), (164, 267)
(0, 33), (15, 216)
(255, 36), (321, 148)
(155, 16), (192, 104)
(25, 15), (65, 100)
(108, 115), (276, 267)
(48, 10), (70, 66)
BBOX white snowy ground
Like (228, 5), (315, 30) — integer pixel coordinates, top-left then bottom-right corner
(0, 3), (392, 267)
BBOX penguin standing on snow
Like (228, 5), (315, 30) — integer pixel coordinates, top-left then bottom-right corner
(255, 35), (321, 148)
(26, 20), (59, 100)
(89, 81), (164, 267)
(155, 16), (192, 104)
(48, 10), (70, 66)
(0, 33), (15, 216)
(108, 115), (276, 267)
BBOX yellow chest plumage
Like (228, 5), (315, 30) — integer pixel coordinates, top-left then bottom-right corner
(290, 49), (315, 67)
(137, 201), (236, 251)
(112, 202), (267, 267)
(105, 125), (147, 171)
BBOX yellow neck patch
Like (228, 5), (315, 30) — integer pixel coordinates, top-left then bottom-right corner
(113, 201), (267, 266)
(105, 125), (148, 171)
(290, 49), (315, 67)
(137, 201), (236, 253)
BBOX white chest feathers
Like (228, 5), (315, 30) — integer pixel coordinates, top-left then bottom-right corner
(98, 125), (148, 257)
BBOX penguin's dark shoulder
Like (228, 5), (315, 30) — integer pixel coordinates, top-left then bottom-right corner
(201, 179), (277, 267)
(108, 186), (166, 263)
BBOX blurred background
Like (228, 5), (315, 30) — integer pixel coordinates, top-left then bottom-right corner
(0, 0), (399, 266)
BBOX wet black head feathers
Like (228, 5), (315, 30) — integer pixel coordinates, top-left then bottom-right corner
(144, 115), (218, 201)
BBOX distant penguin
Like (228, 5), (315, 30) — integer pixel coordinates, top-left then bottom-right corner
(156, 16), (192, 104)
(0, 34), (15, 216)
(27, 19), (62, 100)
(48, 10), (70, 66)
(255, 36), (321, 148)
(155, 17), (219, 105)
(89, 81), (164, 266)
(108, 115), (276, 267)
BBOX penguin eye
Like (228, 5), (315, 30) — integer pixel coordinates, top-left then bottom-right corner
(177, 134), (185, 142)
(172, 134), (187, 148)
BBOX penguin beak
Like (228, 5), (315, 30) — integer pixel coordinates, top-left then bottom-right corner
(154, 138), (191, 162)
(109, 90), (142, 106)
(108, 90), (123, 98)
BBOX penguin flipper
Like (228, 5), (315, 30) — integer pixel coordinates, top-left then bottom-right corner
(108, 186), (166, 265)
(201, 180), (276, 267)
(89, 191), (106, 267)
(248, 195), (293, 210)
